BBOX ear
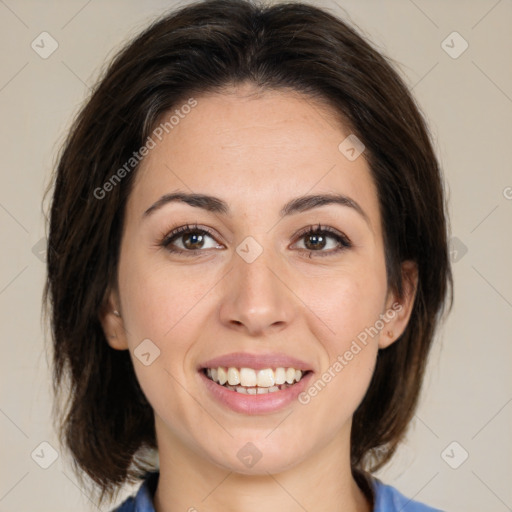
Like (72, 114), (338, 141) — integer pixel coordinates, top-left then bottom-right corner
(379, 260), (418, 349)
(99, 288), (129, 350)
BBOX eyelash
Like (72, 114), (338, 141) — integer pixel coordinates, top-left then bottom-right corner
(158, 223), (352, 258)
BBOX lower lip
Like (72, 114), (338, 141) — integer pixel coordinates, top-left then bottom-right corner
(198, 369), (314, 415)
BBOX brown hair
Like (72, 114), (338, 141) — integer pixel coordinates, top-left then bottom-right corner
(43, 0), (453, 504)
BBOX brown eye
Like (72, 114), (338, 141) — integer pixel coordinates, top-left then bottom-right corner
(303, 232), (329, 251)
(180, 232), (207, 250)
(160, 224), (223, 254)
(293, 225), (352, 257)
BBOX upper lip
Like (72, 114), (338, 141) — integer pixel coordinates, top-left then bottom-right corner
(199, 352), (313, 372)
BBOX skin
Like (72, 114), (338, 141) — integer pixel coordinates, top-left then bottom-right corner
(101, 83), (417, 512)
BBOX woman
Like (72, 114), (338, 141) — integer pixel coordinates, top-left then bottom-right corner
(44, 0), (453, 510)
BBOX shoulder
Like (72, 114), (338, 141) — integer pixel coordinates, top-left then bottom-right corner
(110, 471), (159, 512)
(111, 495), (135, 512)
(372, 478), (445, 512)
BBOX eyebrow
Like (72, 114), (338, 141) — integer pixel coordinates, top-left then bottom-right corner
(142, 192), (371, 226)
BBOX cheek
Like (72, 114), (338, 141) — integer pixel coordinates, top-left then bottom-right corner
(302, 262), (388, 350)
(117, 255), (209, 420)
(296, 256), (387, 408)
(118, 250), (213, 342)
(296, 273), (385, 430)
(117, 252), (220, 407)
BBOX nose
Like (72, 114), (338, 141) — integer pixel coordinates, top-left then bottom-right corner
(218, 246), (298, 336)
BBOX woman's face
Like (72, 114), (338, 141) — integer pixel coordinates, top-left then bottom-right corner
(102, 84), (416, 474)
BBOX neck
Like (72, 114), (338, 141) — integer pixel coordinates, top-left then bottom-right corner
(153, 416), (372, 512)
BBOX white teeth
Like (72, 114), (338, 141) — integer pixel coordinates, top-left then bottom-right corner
(285, 367), (296, 384)
(217, 367), (228, 385)
(257, 368), (275, 387)
(227, 367), (240, 385)
(204, 366), (307, 390)
(240, 367), (257, 387)
(275, 367), (286, 385)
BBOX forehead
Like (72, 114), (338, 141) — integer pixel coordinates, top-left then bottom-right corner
(129, 86), (380, 228)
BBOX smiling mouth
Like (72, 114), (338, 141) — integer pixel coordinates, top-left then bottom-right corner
(201, 366), (313, 394)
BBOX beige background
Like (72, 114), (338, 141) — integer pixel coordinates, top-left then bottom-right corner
(1, 0), (511, 510)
